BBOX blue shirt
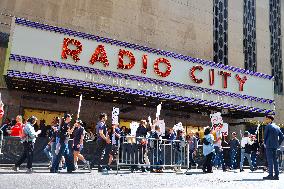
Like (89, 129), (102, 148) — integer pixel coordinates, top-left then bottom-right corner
(96, 121), (107, 142)
(203, 134), (215, 156)
(188, 136), (198, 150)
(174, 135), (185, 151)
(22, 122), (37, 143)
(110, 127), (121, 145)
(136, 125), (148, 137)
(58, 122), (70, 144)
(229, 138), (240, 150)
(73, 127), (84, 145)
(168, 132), (176, 141)
(264, 123), (284, 149)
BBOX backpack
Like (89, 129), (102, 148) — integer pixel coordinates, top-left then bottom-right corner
(202, 137), (210, 145)
(19, 125), (28, 141)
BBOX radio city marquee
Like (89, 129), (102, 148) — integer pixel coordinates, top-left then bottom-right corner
(8, 18), (274, 112)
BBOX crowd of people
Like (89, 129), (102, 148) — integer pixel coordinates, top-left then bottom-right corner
(0, 109), (283, 180)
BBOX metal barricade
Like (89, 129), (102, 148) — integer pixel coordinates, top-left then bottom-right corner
(116, 136), (193, 174)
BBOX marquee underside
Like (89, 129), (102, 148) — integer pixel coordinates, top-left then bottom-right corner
(5, 70), (265, 119)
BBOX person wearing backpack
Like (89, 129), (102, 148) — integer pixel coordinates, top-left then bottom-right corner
(12, 116), (41, 173)
(202, 126), (215, 173)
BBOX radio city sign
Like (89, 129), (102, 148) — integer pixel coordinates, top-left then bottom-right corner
(61, 37), (247, 92)
(8, 18), (274, 112)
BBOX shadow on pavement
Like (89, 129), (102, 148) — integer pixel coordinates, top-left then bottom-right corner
(234, 179), (264, 182)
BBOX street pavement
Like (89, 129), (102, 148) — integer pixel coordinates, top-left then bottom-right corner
(0, 167), (283, 189)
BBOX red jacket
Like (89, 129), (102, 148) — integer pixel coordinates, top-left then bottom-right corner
(0, 106), (4, 119)
(11, 122), (23, 137)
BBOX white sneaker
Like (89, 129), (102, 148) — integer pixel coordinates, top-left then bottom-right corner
(83, 161), (89, 169)
(176, 167), (183, 173)
(12, 166), (19, 172)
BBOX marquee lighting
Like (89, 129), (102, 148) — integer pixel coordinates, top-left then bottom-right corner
(6, 69), (274, 114)
(9, 54), (274, 105)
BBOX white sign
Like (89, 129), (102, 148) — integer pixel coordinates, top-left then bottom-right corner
(220, 123), (229, 136)
(173, 122), (184, 133)
(210, 112), (223, 130)
(130, 121), (139, 136)
(112, 107), (119, 125)
(156, 103), (162, 118)
(157, 120), (165, 136)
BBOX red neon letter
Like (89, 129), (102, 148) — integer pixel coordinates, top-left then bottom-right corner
(153, 58), (172, 77)
(190, 66), (203, 83)
(61, 38), (82, 62)
(236, 74), (247, 91)
(209, 69), (215, 86)
(89, 44), (109, 67)
(117, 49), (136, 69)
(219, 71), (231, 88)
(141, 54), (148, 74)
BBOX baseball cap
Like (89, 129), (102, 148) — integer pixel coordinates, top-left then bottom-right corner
(265, 115), (274, 121)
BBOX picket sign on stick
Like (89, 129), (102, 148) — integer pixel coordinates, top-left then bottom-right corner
(156, 103), (162, 119)
(255, 124), (261, 141)
(77, 94), (83, 119)
(239, 129), (243, 139)
(112, 107), (119, 125)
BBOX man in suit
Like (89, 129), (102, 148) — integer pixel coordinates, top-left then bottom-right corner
(263, 115), (284, 180)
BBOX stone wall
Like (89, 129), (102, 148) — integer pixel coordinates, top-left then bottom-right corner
(0, 0), (213, 60)
(228, 0), (244, 69)
(256, 0), (270, 75)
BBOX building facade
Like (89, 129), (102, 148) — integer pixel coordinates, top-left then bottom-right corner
(0, 0), (283, 135)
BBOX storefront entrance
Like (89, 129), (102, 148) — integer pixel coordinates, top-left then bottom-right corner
(23, 108), (64, 126)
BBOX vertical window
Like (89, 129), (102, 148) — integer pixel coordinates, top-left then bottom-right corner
(213, 0), (228, 65)
(243, 0), (257, 72)
(270, 0), (283, 94)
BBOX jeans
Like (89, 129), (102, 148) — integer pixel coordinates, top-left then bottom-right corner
(214, 146), (225, 170)
(138, 144), (146, 165)
(266, 148), (279, 176)
(277, 150), (283, 168)
(50, 142), (74, 172)
(203, 152), (214, 172)
(230, 149), (238, 169)
(92, 140), (107, 169)
(44, 145), (52, 161)
(240, 149), (253, 170)
(43, 142), (56, 162)
(188, 149), (196, 167)
(151, 147), (162, 170)
(174, 149), (182, 165)
(251, 151), (258, 168)
(15, 141), (34, 169)
(213, 146), (222, 167)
